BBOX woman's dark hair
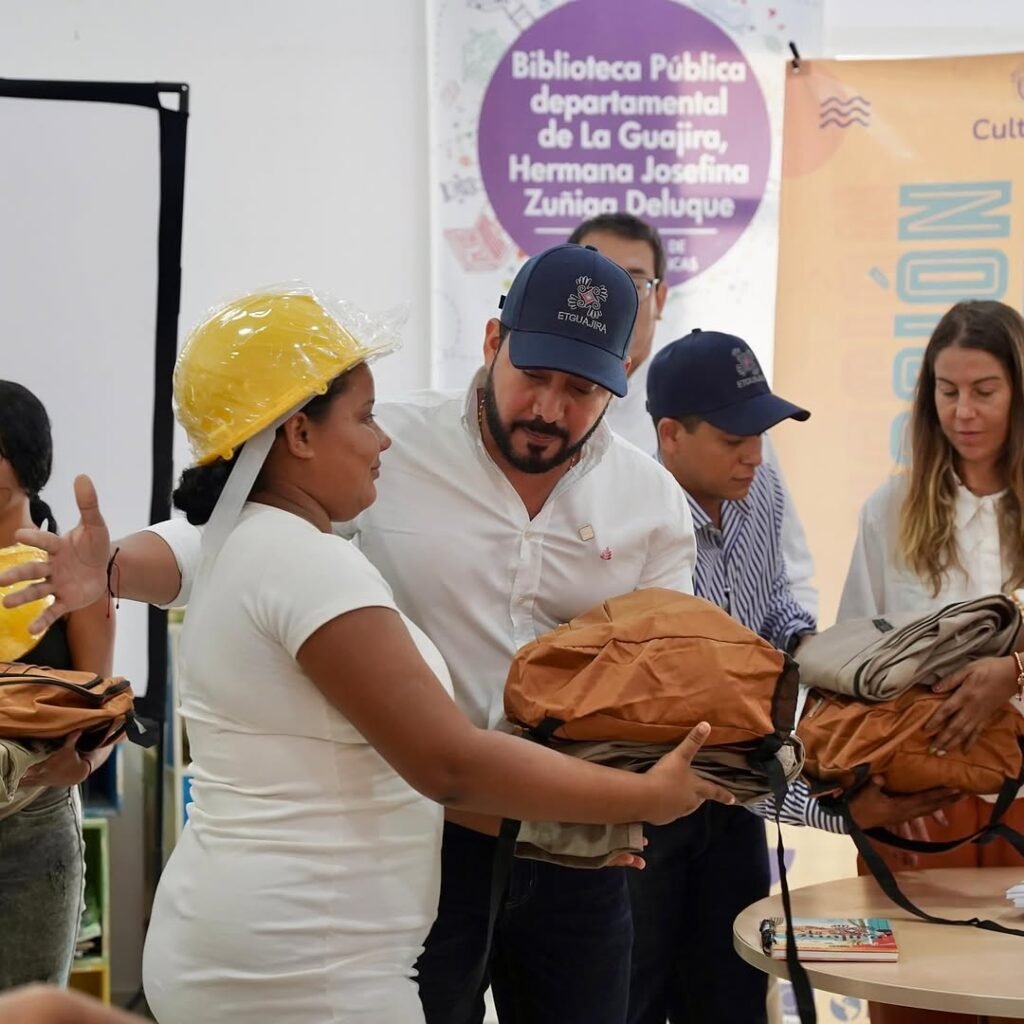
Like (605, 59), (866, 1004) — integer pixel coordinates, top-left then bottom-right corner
(173, 371), (354, 525)
(0, 380), (58, 533)
(173, 454), (238, 526)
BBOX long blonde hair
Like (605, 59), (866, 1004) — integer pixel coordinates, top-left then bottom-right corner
(900, 300), (1024, 595)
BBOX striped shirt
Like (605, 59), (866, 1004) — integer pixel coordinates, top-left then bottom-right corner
(688, 462), (814, 652)
(685, 463), (845, 833)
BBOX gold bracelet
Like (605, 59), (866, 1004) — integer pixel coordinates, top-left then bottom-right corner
(1013, 651), (1024, 702)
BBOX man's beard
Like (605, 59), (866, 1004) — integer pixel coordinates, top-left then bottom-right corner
(482, 368), (607, 474)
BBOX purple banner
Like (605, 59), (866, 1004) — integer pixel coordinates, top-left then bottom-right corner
(478, 0), (771, 286)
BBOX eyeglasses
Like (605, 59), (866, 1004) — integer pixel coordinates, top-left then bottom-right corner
(628, 274), (661, 299)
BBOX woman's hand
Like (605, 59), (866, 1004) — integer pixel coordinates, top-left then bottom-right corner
(924, 656), (1019, 754)
(607, 835), (648, 870)
(0, 475), (110, 633)
(21, 732), (93, 788)
(883, 806), (955, 869)
(849, 776), (960, 831)
(642, 722), (736, 825)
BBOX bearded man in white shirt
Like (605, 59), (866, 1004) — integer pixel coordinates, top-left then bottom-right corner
(567, 213), (820, 619)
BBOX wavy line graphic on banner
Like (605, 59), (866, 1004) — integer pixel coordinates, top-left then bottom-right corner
(819, 94), (872, 129)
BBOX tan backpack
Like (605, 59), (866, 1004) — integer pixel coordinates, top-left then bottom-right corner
(0, 661), (156, 750)
(501, 588), (817, 1022)
(798, 686), (1024, 797)
(504, 588), (799, 748)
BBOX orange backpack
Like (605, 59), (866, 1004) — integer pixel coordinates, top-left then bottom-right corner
(0, 661), (156, 749)
(504, 588), (798, 748)
(502, 588), (816, 1020)
(798, 686), (1024, 797)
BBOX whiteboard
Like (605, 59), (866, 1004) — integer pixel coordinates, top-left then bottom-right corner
(0, 88), (183, 700)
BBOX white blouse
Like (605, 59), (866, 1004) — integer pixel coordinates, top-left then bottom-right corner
(838, 473), (1015, 621)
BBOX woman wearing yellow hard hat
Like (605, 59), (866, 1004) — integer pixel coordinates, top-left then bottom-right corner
(6, 286), (730, 1024)
(0, 382), (115, 992)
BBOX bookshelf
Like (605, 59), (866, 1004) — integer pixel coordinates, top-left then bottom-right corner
(68, 817), (111, 1004)
(67, 684), (123, 1004)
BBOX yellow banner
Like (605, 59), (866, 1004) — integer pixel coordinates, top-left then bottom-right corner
(773, 53), (1024, 624)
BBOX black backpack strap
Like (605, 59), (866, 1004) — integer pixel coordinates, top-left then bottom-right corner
(449, 816), (521, 1024)
(123, 710), (160, 749)
(770, 653), (802, 737)
(862, 773), (1024, 857)
(764, 758), (817, 1024)
(835, 778), (1024, 938)
(528, 716), (565, 742)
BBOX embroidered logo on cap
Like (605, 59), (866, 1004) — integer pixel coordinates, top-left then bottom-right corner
(558, 276), (609, 334)
(733, 347), (765, 389)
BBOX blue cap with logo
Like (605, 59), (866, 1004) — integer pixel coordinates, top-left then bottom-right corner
(646, 329), (810, 435)
(499, 243), (638, 398)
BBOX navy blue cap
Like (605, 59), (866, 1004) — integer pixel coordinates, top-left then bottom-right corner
(647, 330), (810, 435)
(499, 243), (638, 397)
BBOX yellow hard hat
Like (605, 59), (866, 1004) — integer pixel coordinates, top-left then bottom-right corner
(0, 544), (54, 661)
(174, 285), (400, 466)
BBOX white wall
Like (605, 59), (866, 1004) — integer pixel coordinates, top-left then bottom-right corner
(2, 0), (1023, 1006)
(0, 0), (432, 398)
(823, 0), (1024, 58)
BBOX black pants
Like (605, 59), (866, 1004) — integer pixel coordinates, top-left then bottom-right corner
(627, 802), (771, 1024)
(416, 821), (633, 1024)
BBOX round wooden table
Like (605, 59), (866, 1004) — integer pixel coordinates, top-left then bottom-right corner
(733, 867), (1024, 1021)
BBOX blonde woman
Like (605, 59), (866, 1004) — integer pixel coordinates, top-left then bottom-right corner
(839, 299), (1024, 1024)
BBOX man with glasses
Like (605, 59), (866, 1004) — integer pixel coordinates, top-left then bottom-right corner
(568, 213), (819, 619)
(568, 214), (668, 454)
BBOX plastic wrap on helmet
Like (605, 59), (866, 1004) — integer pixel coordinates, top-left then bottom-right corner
(0, 544), (53, 661)
(174, 283), (404, 466)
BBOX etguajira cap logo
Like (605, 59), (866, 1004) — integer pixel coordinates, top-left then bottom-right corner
(567, 276), (608, 320)
(497, 243), (638, 397)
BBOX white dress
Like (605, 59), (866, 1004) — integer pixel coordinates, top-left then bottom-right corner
(142, 505), (450, 1023)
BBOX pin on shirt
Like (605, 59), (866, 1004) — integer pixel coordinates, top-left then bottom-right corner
(578, 525), (611, 559)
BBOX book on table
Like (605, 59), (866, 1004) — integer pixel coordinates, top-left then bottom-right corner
(759, 917), (898, 961)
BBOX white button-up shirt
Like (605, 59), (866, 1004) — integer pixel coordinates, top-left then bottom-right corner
(604, 360), (653, 453)
(838, 473), (1015, 620)
(343, 375), (696, 728)
(152, 375), (697, 730)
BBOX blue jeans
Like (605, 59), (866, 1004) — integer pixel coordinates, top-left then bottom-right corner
(416, 821), (633, 1024)
(627, 802), (770, 1024)
(0, 787), (84, 989)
